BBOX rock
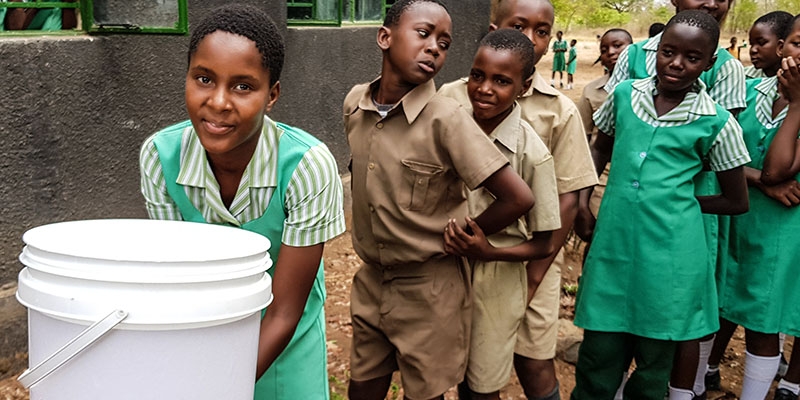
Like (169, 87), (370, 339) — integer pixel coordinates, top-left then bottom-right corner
(556, 318), (583, 365)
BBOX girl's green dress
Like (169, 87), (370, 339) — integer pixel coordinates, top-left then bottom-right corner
(567, 46), (577, 75)
(719, 77), (800, 336)
(552, 39), (567, 72)
(153, 121), (330, 400)
(574, 81), (730, 340)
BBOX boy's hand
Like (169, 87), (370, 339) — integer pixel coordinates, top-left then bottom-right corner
(574, 205), (596, 242)
(442, 217), (494, 260)
(760, 179), (800, 207)
(778, 57), (800, 104)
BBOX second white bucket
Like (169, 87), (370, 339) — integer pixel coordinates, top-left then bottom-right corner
(16, 219), (274, 400)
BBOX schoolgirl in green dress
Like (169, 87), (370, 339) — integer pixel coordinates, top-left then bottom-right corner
(551, 31), (567, 88)
(571, 12), (750, 400)
(566, 39), (577, 90)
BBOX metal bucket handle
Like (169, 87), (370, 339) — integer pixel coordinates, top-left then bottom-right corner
(18, 309), (128, 389)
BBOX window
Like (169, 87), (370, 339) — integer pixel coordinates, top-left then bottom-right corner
(288, 0), (396, 26)
(0, 0), (187, 35)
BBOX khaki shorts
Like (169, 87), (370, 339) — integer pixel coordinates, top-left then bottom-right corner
(349, 256), (471, 399)
(515, 250), (562, 360)
(466, 259), (528, 393)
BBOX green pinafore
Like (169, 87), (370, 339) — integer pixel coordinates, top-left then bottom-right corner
(153, 121), (330, 400)
(574, 81), (728, 340)
(718, 78), (800, 336)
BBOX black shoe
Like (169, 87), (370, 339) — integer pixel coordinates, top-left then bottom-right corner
(693, 392), (707, 400)
(774, 388), (799, 400)
(705, 369), (721, 391)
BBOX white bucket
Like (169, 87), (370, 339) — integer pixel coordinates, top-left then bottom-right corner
(16, 219), (274, 400)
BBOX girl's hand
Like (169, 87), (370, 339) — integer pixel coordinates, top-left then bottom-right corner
(778, 57), (800, 104)
(760, 179), (800, 207)
(442, 217), (494, 260)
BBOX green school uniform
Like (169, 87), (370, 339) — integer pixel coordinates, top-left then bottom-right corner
(152, 122), (331, 400)
(719, 77), (800, 336)
(567, 46), (577, 75)
(552, 39), (567, 71)
(575, 80), (733, 340)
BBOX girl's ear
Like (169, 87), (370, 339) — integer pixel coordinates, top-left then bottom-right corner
(377, 26), (391, 51)
(778, 39), (785, 58)
(264, 81), (281, 113)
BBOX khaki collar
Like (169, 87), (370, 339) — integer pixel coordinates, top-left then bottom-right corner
(357, 78), (438, 124)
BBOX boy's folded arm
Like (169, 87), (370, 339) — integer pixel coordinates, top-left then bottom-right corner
(698, 166), (749, 215)
(472, 165), (535, 236)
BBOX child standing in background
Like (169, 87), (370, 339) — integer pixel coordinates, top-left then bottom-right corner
(743, 11), (794, 79)
(566, 39), (578, 90)
(572, 11), (750, 400)
(551, 30), (567, 88)
(441, 28), (562, 400)
(344, 1), (535, 398)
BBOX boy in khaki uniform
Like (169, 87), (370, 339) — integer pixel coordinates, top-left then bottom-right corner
(440, 29), (562, 400)
(439, 0), (597, 398)
(344, 1), (536, 399)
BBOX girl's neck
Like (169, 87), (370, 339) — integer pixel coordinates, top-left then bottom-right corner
(654, 84), (692, 117)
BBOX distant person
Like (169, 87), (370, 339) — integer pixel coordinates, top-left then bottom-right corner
(648, 22), (665, 37)
(551, 30), (567, 88)
(1, 0), (76, 31)
(139, 5), (346, 399)
(727, 36), (741, 60)
(566, 39), (578, 90)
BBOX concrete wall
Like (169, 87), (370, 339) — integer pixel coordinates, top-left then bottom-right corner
(0, 0), (489, 377)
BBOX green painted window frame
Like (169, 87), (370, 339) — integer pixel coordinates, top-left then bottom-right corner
(0, 0), (188, 36)
(288, 0), (395, 26)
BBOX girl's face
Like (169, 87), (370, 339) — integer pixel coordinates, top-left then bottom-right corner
(779, 20), (800, 64)
(749, 22), (782, 74)
(599, 31), (632, 73)
(671, 0), (731, 24)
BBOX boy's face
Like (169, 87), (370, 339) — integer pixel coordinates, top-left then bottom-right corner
(671, 0), (730, 24)
(779, 20), (800, 64)
(749, 22), (781, 72)
(600, 31), (631, 72)
(491, 0), (553, 66)
(656, 24), (716, 94)
(378, 2), (452, 86)
(185, 31), (279, 157)
(467, 46), (531, 131)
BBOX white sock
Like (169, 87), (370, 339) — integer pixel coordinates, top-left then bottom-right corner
(778, 379), (800, 395)
(780, 333), (786, 351)
(614, 371), (629, 400)
(668, 385), (695, 400)
(740, 351), (780, 400)
(694, 337), (714, 394)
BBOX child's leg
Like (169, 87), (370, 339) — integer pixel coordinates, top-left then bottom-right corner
(571, 330), (634, 400)
(706, 318), (738, 390)
(624, 336), (677, 400)
(740, 330), (780, 400)
(777, 344), (800, 398)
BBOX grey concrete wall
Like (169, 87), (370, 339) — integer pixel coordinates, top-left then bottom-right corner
(0, 0), (489, 377)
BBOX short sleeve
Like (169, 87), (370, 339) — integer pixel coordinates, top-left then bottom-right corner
(139, 134), (183, 221)
(577, 91), (595, 136)
(593, 90), (617, 137)
(282, 144), (346, 247)
(708, 57), (747, 112)
(708, 115), (751, 171)
(549, 105), (598, 194)
(441, 105), (508, 190)
(604, 47), (630, 92)
(526, 152), (561, 233)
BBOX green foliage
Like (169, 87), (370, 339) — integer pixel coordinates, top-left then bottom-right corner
(329, 375), (347, 400)
(727, 0), (758, 34)
(581, 7), (631, 28)
(776, 0), (800, 12)
(651, 5), (673, 24)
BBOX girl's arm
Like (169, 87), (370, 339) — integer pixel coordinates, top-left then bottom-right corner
(697, 166), (749, 214)
(762, 57), (800, 184)
(745, 166), (800, 207)
(443, 217), (555, 261)
(470, 165), (535, 236)
(256, 243), (324, 379)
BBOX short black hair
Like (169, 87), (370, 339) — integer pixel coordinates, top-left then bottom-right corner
(491, 0), (554, 26)
(188, 4), (285, 86)
(479, 28), (536, 78)
(383, 0), (449, 27)
(603, 28), (633, 43)
(664, 10), (720, 54)
(753, 11), (793, 39)
(648, 22), (665, 37)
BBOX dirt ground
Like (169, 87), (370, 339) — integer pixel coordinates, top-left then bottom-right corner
(0, 36), (786, 399)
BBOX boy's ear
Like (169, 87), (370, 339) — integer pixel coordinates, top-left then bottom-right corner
(488, 23), (498, 32)
(704, 54), (717, 72)
(377, 26), (391, 51)
(264, 81), (281, 113)
(778, 39), (785, 58)
(519, 77), (533, 97)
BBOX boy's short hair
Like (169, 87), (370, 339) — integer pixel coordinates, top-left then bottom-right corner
(383, 0), (449, 27)
(188, 4), (285, 86)
(665, 10), (720, 54)
(648, 22), (665, 37)
(491, 0), (553, 26)
(480, 28), (536, 78)
(604, 28), (633, 43)
(775, 12), (800, 40)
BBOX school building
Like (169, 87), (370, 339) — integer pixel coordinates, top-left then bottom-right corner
(0, 0), (488, 376)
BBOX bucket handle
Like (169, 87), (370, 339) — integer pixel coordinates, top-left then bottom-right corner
(18, 309), (128, 389)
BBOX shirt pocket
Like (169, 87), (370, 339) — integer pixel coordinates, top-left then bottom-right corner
(400, 159), (444, 212)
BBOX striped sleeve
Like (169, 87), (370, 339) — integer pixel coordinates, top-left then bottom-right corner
(282, 143), (346, 247)
(708, 114), (751, 171)
(139, 134), (183, 221)
(604, 47), (630, 92)
(593, 89), (617, 137)
(708, 58), (747, 112)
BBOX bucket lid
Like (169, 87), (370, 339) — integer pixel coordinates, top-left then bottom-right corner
(17, 219), (273, 328)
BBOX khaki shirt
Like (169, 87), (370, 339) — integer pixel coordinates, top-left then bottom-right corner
(465, 104), (561, 248)
(577, 74), (610, 141)
(344, 79), (508, 266)
(439, 72), (598, 195)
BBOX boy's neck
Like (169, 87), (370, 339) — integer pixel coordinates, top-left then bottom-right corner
(377, 67), (425, 105)
(475, 106), (514, 135)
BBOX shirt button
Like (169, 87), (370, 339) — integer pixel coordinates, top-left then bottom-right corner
(639, 151), (647, 159)
(632, 180), (640, 188)
(417, 179), (424, 185)
(376, 123), (384, 129)
(368, 162), (375, 170)
(757, 145), (765, 153)
(369, 206), (375, 212)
